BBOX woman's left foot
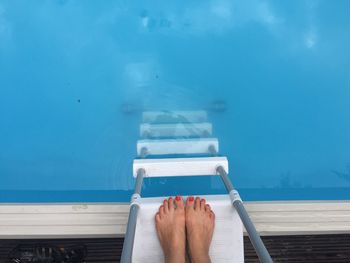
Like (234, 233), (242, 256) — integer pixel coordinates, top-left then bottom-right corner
(155, 196), (186, 263)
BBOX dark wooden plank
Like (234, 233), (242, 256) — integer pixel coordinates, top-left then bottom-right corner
(0, 234), (349, 262)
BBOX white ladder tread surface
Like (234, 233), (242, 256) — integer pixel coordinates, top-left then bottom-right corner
(133, 157), (228, 178)
(132, 194), (244, 263)
(137, 138), (219, 155)
(140, 123), (212, 137)
(142, 110), (207, 123)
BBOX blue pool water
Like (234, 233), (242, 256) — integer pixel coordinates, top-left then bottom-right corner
(1, 1), (350, 202)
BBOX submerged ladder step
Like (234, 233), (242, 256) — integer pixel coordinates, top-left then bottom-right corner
(137, 138), (219, 156)
(140, 123), (212, 138)
(142, 110), (207, 123)
(133, 157), (228, 178)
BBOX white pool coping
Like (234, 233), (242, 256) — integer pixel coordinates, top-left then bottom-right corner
(1, 201), (350, 239)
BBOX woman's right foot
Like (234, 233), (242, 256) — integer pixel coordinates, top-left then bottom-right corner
(185, 196), (215, 263)
(155, 196), (186, 263)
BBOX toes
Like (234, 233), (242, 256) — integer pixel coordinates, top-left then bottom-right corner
(186, 196), (195, 210)
(200, 198), (206, 210)
(210, 210), (215, 221)
(159, 204), (165, 217)
(168, 197), (174, 210)
(205, 204), (211, 213)
(163, 199), (169, 213)
(155, 212), (161, 222)
(195, 197), (201, 210)
(175, 195), (184, 209)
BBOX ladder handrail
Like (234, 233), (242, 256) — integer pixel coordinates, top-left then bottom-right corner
(217, 166), (273, 263)
(120, 169), (144, 263)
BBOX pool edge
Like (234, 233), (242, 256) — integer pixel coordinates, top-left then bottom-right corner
(1, 200), (350, 238)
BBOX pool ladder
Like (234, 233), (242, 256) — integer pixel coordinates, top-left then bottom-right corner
(121, 110), (273, 263)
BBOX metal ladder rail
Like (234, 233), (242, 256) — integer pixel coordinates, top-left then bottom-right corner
(120, 169), (144, 263)
(216, 166), (273, 263)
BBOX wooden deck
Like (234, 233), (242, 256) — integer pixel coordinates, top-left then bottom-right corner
(1, 235), (350, 262)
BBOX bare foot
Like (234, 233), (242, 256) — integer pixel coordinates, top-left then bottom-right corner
(186, 196), (215, 263)
(155, 196), (186, 263)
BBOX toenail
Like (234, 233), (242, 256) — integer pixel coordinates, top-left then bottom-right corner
(188, 196), (194, 201)
(160, 205), (164, 209)
(201, 198), (205, 202)
(175, 196), (181, 201)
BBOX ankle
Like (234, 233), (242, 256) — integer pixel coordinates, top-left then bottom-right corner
(190, 252), (211, 263)
(164, 250), (185, 263)
(163, 242), (186, 263)
(188, 239), (211, 262)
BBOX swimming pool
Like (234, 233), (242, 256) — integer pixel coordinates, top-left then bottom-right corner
(1, 0), (350, 206)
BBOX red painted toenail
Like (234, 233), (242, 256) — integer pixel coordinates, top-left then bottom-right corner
(160, 205), (164, 209)
(175, 196), (181, 201)
(189, 196), (194, 201)
(201, 198), (205, 202)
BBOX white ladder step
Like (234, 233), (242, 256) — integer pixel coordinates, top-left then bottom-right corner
(140, 123), (212, 137)
(132, 195), (244, 263)
(142, 110), (207, 123)
(137, 138), (219, 156)
(133, 157), (228, 178)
